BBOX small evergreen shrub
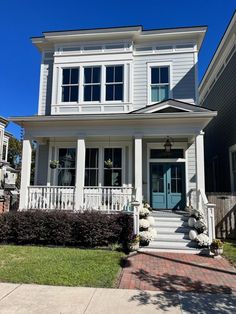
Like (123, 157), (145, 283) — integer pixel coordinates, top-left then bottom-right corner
(0, 210), (133, 250)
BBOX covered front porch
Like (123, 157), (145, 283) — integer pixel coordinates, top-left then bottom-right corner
(13, 99), (216, 214)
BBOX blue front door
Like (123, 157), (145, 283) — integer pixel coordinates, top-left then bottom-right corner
(150, 163), (185, 210)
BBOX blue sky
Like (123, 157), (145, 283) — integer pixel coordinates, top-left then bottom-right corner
(0, 0), (235, 138)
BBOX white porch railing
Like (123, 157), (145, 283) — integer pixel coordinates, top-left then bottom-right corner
(28, 186), (75, 210)
(197, 188), (216, 242)
(83, 186), (134, 212)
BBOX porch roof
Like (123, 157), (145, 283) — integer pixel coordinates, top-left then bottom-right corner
(9, 109), (216, 125)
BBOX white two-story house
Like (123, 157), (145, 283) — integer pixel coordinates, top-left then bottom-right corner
(11, 25), (216, 213)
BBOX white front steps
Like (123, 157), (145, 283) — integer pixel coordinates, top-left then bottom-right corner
(140, 210), (200, 253)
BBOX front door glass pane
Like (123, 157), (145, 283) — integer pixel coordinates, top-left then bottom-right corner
(152, 164), (164, 193)
(171, 164), (183, 193)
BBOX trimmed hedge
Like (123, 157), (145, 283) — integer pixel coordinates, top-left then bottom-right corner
(0, 211), (133, 249)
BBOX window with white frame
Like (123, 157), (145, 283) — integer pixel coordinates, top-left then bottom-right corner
(60, 64), (127, 104)
(84, 66), (101, 101)
(105, 65), (124, 101)
(85, 148), (99, 186)
(62, 68), (79, 102)
(57, 148), (76, 186)
(150, 66), (169, 102)
(104, 148), (122, 186)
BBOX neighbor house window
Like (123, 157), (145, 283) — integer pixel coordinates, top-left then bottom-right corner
(104, 148), (122, 186)
(150, 66), (169, 102)
(58, 148), (76, 186)
(84, 67), (101, 101)
(62, 68), (79, 102)
(2, 144), (7, 161)
(231, 151), (236, 191)
(105, 66), (124, 101)
(85, 148), (99, 186)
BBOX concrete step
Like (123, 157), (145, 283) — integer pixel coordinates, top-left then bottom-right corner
(151, 216), (188, 222)
(151, 210), (189, 218)
(153, 220), (188, 227)
(153, 226), (192, 233)
(148, 240), (199, 250)
(155, 233), (190, 241)
(138, 247), (202, 254)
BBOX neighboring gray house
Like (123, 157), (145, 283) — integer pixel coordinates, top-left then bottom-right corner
(199, 11), (236, 193)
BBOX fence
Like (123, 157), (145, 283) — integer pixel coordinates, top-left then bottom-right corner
(207, 193), (236, 239)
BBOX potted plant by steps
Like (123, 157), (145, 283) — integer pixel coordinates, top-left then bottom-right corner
(139, 228), (156, 246)
(139, 218), (150, 231)
(130, 235), (140, 251)
(49, 160), (59, 169)
(210, 239), (224, 256)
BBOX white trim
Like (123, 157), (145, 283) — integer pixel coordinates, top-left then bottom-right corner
(194, 48), (199, 105)
(146, 142), (187, 204)
(51, 61), (131, 114)
(147, 61), (173, 105)
(229, 144), (236, 192)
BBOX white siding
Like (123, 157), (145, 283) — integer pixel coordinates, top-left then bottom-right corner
(38, 53), (54, 115)
(35, 144), (49, 185)
(133, 52), (196, 110)
(187, 141), (197, 208)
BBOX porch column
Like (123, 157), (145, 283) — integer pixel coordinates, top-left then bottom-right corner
(19, 139), (32, 210)
(195, 131), (205, 192)
(75, 138), (86, 210)
(134, 136), (142, 203)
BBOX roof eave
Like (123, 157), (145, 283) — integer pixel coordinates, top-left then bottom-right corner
(9, 111), (217, 125)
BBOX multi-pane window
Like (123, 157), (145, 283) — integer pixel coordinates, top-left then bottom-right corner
(85, 148), (99, 186)
(58, 148), (76, 186)
(62, 68), (79, 102)
(106, 66), (124, 101)
(104, 148), (122, 186)
(84, 67), (101, 101)
(150, 66), (169, 102)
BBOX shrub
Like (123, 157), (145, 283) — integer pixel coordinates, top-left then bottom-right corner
(0, 210), (133, 250)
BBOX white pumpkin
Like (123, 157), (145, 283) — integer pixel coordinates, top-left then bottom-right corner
(188, 217), (196, 227)
(189, 229), (198, 240)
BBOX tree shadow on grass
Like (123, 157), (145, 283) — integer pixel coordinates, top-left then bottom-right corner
(129, 289), (236, 313)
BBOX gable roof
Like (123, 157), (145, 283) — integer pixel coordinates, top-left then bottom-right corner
(130, 99), (213, 114)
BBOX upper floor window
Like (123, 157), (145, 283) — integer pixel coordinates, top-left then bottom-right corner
(150, 66), (169, 102)
(60, 64), (127, 104)
(84, 67), (101, 101)
(62, 68), (79, 102)
(106, 66), (123, 101)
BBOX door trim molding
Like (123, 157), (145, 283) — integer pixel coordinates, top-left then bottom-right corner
(147, 142), (187, 204)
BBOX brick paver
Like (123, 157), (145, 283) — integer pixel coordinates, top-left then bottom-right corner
(119, 252), (236, 293)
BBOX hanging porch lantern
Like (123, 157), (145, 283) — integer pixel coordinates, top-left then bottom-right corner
(164, 137), (172, 153)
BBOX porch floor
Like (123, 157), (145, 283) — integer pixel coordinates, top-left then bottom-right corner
(119, 252), (236, 293)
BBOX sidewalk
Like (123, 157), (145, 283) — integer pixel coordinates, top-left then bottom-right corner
(0, 283), (236, 313)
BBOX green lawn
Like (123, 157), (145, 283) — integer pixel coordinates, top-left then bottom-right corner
(223, 240), (236, 266)
(0, 245), (124, 287)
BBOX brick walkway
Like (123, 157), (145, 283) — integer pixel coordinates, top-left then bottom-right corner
(119, 252), (236, 293)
